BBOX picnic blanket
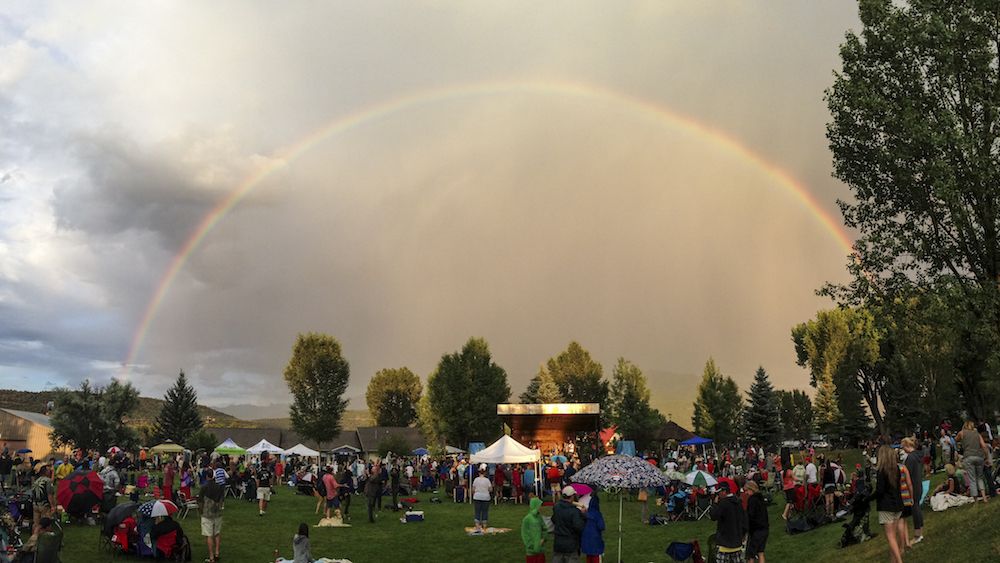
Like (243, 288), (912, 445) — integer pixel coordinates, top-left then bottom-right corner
(464, 527), (512, 536)
(277, 559), (352, 563)
(930, 493), (975, 512)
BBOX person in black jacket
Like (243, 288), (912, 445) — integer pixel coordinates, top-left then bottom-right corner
(744, 480), (769, 563)
(708, 481), (747, 563)
(551, 486), (586, 563)
(874, 445), (904, 563)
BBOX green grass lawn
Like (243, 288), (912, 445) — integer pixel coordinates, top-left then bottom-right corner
(45, 464), (1000, 562)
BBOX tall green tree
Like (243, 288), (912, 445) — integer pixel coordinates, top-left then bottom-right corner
(546, 341), (608, 404)
(416, 391), (442, 448)
(366, 367), (422, 427)
(607, 358), (664, 451)
(825, 0), (1000, 419)
(283, 332), (350, 448)
(50, 379), (140, 451)
(691, 358), (742, 444)
(813, 372), (842, 441)
(776, 389), (813, 441)
(743, 367), (781, 446)
(792, 308), (875, 443)
(152, 370), (203, 444)
(426, 337), (511, 447)
(519, 365), (563, 404)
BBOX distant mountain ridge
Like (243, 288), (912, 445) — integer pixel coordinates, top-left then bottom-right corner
(0, 388), (245, 427)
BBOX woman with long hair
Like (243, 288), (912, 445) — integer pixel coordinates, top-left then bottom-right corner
(875, 445), (905, 563)
(956, 420), (990, 503)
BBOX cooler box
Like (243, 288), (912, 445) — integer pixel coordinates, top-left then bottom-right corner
(404, 511), (424, 522)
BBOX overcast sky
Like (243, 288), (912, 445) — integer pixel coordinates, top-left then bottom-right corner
(0, 1), (862, 412)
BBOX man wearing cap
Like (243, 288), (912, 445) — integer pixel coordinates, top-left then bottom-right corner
(551, 485), (586, 563)
(30, 464), (56, 528)
(709, 481), (748, 563)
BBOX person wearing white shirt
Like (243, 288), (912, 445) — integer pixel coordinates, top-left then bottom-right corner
(471, 468), (493, 532)
(805, 458), (818, 485)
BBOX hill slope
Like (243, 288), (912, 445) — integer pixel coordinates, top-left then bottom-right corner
(0, 389), (241, 426)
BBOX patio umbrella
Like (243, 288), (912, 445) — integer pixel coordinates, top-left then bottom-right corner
(550, 454), (568, 464)
(573, 455), (670, 563)
(412, 448), (429, 456)
(102, 501), (138, 536)
(570, 483), (593, 497)
(56, 469), (103, 515)
(15, 448), (31, 454)
(137, 500), (178, 519)
(684, 470), (718, 488)
(107, 446), (122, 455)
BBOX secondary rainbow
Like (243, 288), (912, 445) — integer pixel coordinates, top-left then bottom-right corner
(122, 79), (855, 373)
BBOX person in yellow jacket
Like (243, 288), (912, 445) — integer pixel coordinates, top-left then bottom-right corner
(54, 457), (73, 482)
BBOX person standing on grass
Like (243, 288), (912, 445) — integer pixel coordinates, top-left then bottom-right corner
(709, 481), (747, 563)
(198, 478), (224, 563)
(580, 492), (605, 563)
(256, 455), (273, 516)
(780, 463), (796, 521)
(956, 420), (990, 503)
(323, 466), (341, 520)
(901, 437), (925, 546)
(551, 486), (586, 563)
(162, 460), (176, 503)
(875, 445), (905, 563)
(472, 467), (493, 532)
(744, 480), (769, 563)
(364, 465), (383, 523)
(521, 496), (546, 563)
(390, 462), (401, 509)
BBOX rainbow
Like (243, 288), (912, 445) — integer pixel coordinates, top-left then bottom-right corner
(122, 79), (854, 373)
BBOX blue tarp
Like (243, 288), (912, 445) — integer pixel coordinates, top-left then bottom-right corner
(468, 442), (485, 455)
(615, 440), (636, 457)
(680, 436), (713, 446)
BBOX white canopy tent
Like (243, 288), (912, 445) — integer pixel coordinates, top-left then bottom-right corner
(284, 443), (320, 457)
(246, 439), (285, 455)
(468, 435), (541, 504)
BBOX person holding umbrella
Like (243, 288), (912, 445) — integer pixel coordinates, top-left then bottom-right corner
(580, 492), (605, 563)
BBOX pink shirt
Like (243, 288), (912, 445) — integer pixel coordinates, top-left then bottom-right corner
(323, 473), (339, 500)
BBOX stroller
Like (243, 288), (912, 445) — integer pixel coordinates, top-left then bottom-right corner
(838, 483), (876, 548)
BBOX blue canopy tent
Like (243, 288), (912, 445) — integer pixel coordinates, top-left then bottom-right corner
(679, 436), (716, 458)
(614, 440), (636, 457)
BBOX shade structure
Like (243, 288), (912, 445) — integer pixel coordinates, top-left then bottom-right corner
(412, 448), (429, 456)
(679, 436), (713, 446)
(107, 446), (122, 454)
(150, 441), (185, 454)
(684, 470), (718, 488)
(573, 455), (670, 563)
(469, 435), (541, 464)
(330, 444), (360, 455)
(56, 470), (104, 515)
(284, 443), (320, 457)
(246, 439), (284, 455)
(445, 445), (465, 454)
(214, 438), (246, 455)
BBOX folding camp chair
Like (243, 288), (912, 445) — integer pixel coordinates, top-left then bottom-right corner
(694, 494), (712, 521)
(175, 491), (198, 520)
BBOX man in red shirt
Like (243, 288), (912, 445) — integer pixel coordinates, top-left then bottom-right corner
(322, 467), (341, 520)
(162, 461), (176, 503)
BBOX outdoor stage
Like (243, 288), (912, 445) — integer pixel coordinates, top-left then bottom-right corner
(497, 403), (601, 455)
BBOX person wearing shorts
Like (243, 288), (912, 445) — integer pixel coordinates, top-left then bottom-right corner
(323, 469), (341, 519)
(780, 467), (796, 520)
(199, 480), (224, 563)
(256, 460), (273, 516)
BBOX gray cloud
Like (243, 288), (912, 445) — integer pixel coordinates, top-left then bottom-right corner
(0, 2), (861, 418)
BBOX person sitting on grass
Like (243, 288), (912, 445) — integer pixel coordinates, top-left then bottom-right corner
(293, 522), (311, 563)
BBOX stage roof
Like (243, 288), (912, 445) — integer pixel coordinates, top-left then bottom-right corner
(498, 403), (601, 433)
(497, 403), (600, 416)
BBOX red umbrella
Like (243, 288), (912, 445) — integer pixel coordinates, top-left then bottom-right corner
(57, 469), (104, 515)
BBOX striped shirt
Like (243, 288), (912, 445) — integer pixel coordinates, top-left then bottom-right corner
(213, 467), (228, 485)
